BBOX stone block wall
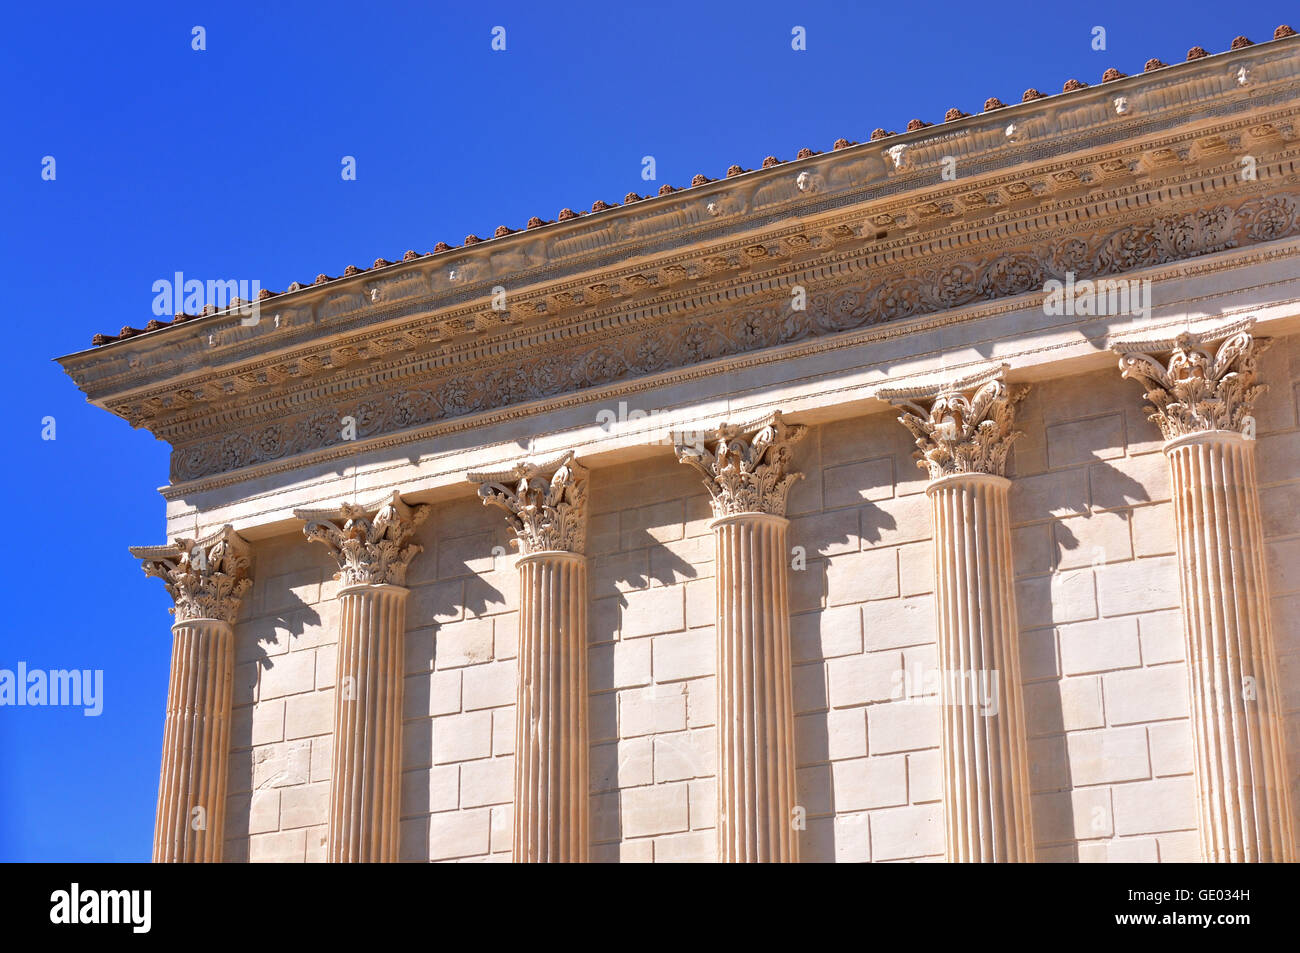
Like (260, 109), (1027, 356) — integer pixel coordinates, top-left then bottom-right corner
(218, 331), (1300, 862)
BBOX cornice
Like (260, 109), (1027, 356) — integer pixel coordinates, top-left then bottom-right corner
(112, 144), (1300, 443)
(62, 39), (1299, 380)
(168, 174), (1300, 482)
(57, 36), (1300, 490)
(161, 222), (1300, 501)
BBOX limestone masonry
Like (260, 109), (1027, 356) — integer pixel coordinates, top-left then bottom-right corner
(61, 26), (1300, 862)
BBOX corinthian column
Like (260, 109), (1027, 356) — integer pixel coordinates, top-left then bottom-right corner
(468, 450), (590, 862)
(132, 526), (252, 863)
(1114, 323), (1293, 863)
(294, 492), (429, 863)
(677, 411), (806, 863)
(882, 367), (1034, 863)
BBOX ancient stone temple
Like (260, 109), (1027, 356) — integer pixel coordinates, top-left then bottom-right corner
(60, 26), (1300, 863)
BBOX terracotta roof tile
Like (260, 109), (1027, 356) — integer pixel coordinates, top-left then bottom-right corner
(90, 25), (1300, 345)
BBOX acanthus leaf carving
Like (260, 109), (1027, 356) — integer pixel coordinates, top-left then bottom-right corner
(294, 491), (430, 588)
(130, 525), (253, 624)
(1112, 322), (1268, 440)
(466, 450), (589, 555)
(676, 410), (807, 518)
(881, 366), (1025, 479)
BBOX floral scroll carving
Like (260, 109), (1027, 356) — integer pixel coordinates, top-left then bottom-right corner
(130, 525), (253, 624)
(168, 194), (1300, 483)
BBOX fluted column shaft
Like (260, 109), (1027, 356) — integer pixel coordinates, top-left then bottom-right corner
(467, 450), (591, 862)
(1114, 325), (1293, 861)
(928, 473), (1034, 863)
(1166, 431), (1293, 862)
(713, 512), (799, 863)
(514, 551), (589, 862)
(328, 583), (409, 863)
(154, 618), (235, 863)
(133, 525), (251, 864)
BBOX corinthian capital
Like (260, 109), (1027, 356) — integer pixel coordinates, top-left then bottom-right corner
(130, 525), (253, 624)
(294, 491), (430, 588)
(880, 365), (1024, 480)
(1111, 321), (1268, 440)
(466, 450), (589, 555)
(676, 410), (807, 518)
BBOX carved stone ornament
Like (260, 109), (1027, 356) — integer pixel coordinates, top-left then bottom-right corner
(881, 365), (1025, 480)
(294, 491), (430, 588)
(676, 411), (807, 518)
(466, 450), (589, 555)
(1112, 321), (1268, 440)
(130, 525), (252, 624)
(152, 192), (1300, 485)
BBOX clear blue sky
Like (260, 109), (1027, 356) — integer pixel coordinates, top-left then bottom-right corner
(1, 0), (1287, 861)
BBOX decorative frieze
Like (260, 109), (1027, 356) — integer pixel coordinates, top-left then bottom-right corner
(130, 525), (252, 863)
(296, 491), (431, 587)
(137, 189), (1300, 484)
(131, 526), (252, 625)
(1113, 324), (1294, 862)
(677, 411), (807, 518)
(467, 450), (588, 555)
(885, 365), (1024, 479)
(885, 372), (1035, 862)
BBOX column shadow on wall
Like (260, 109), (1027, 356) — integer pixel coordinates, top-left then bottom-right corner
(225, 596), (322, 862)
(586, 543), (698, 858)
(792, 500), (896, 862)
(402, 554), (505, 858)
(1012, 446), (1151, 861)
